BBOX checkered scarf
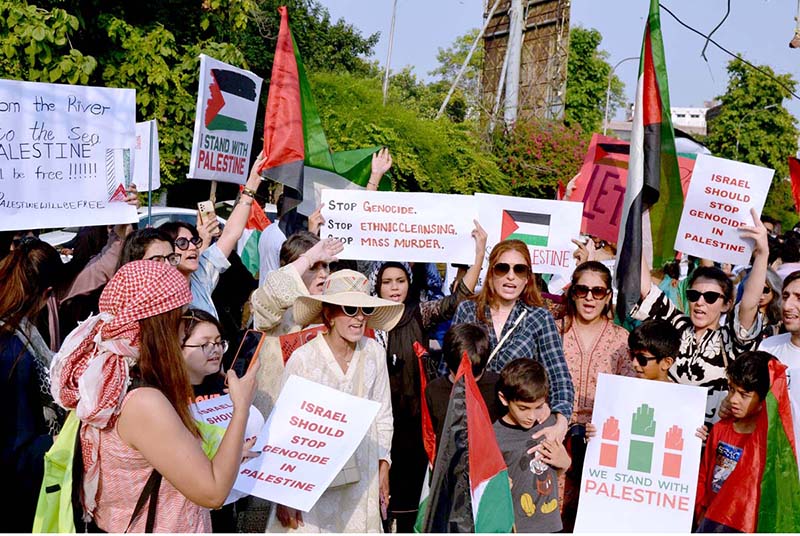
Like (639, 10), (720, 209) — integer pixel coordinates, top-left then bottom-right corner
(50, 260), (192, 519)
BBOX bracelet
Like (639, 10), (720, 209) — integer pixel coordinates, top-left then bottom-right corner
(241, 188), (257, 199)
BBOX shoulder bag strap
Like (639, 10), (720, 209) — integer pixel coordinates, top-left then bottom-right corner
(486, 309), (528, 369)
(124, 469), (162, 533)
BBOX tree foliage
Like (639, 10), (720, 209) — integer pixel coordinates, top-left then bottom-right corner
(565, 26), (625, 134)
(310, 71), (508, 196)
(428, 28), (483, 119)
(706, 57), (800, 228)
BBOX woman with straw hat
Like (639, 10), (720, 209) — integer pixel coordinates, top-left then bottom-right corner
(269, 269), (403, 533)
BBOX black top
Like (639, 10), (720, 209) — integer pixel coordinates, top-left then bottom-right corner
(425, 370), (502, 446)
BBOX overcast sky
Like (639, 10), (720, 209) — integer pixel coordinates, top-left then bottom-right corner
(319, 0), (800, 121)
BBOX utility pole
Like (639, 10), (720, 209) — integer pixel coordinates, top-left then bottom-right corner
(503, 0), (524, 125)
(382, 0), (398, 106)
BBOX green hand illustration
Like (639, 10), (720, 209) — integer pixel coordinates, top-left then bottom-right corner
(627, 404), (656, 473)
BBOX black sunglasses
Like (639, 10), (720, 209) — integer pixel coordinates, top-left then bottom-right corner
(572, 285), (611, 299)
(492, 263), (529, 277)
(341, 305), (376, 317)
(763, 286), (772, 295)
(630, 352), (659, 367)
(174, 236), (203, 250)
(592, 239), (609, 250)
(686, 289), (724, 304)
(12, 235), (38, 248)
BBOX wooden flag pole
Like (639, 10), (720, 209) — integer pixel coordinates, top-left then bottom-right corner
(147, 120), (154, 227)
(209, 180), (218, 203)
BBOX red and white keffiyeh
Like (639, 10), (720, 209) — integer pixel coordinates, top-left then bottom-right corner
(50, 260), (192, 519)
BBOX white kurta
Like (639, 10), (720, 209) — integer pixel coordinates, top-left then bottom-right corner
(266, 334), (394, 533)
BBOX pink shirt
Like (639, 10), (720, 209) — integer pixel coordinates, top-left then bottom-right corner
(562, 319), (637, 425)
(93, 390), (212, 533)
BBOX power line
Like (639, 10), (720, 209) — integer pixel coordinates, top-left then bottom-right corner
(658, 2), (800, 101)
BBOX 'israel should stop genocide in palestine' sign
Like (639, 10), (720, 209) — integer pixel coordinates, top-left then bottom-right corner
(188, 55), (263, 184)
(674, 154), (774, 266)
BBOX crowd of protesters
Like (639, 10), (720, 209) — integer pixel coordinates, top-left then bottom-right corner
(2, 147), (800, 534)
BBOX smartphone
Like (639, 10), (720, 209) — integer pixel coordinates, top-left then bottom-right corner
(197, 200), (221, 237)
(229, 330), (266, 378)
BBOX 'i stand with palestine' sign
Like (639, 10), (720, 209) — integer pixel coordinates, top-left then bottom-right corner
(0, 79), (138, 231)
(188, 55), (263, 184)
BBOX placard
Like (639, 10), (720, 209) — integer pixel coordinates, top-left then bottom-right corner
(191, 394), (265, 505)
(320, 189), (477, 264)
(572, 134), (696, 243)
(132, 120), (160, 191)
(233, 375), (380, 512)
(574, 374), (706, 533)
(0, 79), (138, 231)
(475, 193), (583, 280)
(674, 154), (773, 265)
(188, 55), (263, 184)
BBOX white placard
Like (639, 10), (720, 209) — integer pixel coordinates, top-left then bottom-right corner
(475, 193), (583, 280)
(574, 374), (706, 533)
(320, 189), (477, 264)
(188, 55), (263, 184)
(233, 375), (380, 512)
(674, 154), (774, 265)
(0, 79), (138, 231)
(191, 394), (265, 505)
(132, 120), (160, 191)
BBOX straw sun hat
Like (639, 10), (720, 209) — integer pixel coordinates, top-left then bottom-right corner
(294, 269), (404, 331)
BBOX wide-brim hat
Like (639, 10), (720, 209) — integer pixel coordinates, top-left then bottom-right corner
(294, 269), (404, 331)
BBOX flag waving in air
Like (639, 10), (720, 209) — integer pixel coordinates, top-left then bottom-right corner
(418, 352), (514, 532)
(236, 195), (271, 278)
(259, 6), (390, 215)
(615, 0), (682, 321)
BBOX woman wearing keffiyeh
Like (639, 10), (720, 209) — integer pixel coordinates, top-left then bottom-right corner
(50, 260), (260, 532)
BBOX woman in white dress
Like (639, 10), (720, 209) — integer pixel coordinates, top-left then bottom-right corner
(268, 270), (403, 533)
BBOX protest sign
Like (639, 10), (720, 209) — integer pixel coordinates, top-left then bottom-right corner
(0, 79), (138, 231)
(475, 193), (583, 280)
(572, 134), (696, 243)
(674, 154), (774, 265)
(191, 395), (265, 505)
(188, 55), (262, 184)
(574, 374), (706, 533)
(320, 189), (477, 264)
(233, 374), (380, 512)
(132, 120), (160, 191)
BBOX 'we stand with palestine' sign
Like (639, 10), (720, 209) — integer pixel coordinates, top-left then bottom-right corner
(188, 55), (262, 184)
(0, 79), (138, 231)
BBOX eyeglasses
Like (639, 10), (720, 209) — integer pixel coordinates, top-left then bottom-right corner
(182, 340), (229, 356)
(630, 352), (659, 367)
(492, 263), (529, 277)
(572, 285), (611, 299)
(341, 305), (376, 317)
(174, 236), (203, 250)
(763, 286), (772, 295)
(686, 289), (724, 304)
(145, 253), (181, 266)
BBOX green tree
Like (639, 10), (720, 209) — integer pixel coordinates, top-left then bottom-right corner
(565, 26), (625, 134)
(429, 28), (483, 119)
(706, 57), (799, 228)
(310, 71), (508, 195)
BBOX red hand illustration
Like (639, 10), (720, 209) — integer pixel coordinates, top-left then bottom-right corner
(662, 425), (684, 478)
(599, 417), (620, 468)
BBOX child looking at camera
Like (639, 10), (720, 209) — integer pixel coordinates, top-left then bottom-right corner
(493, 358), (570, 533)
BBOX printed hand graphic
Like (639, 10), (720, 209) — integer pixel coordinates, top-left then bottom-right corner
(598, 417), (620, 468)
(662, 425), (684, 478)
(627, 404), (656, 473)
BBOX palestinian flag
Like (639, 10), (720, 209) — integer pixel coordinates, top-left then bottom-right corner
(413, 342), (437, 534)
(614, 0), (681, 321)
(788, 156), (800, 215)
(418, 352), (514, 533)
(205, 69), (259, 132)
(501, 210), (550, 247)
(236, 196), (271, 278)
(698, 359), (800, 532)
(259, 7), (390, 215)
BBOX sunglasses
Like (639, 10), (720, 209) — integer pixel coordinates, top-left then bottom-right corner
(182, 340), (229, 357)
(145, 253), (181, 267)
(492, 263), (530, 277)
(686, 289), (724, 304)
(630, 352), (659, 367)
(341, 305), (376, 317)
(572, 285), (611, 299)
(174, 236), (203, 250)
(11, 235), (38, 248)
(763, 286), (772, 295)
(592, 239), (609, 250)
